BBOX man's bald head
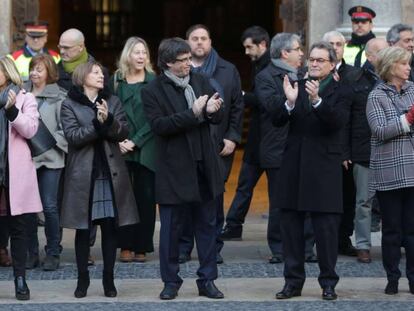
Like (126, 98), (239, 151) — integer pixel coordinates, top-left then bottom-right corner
(365, 38), (388, 65)
(58, 28), (86, 62)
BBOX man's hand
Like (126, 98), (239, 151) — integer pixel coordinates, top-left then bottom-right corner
(342, 159), (352, 170)
(119, 139), (135, 154)
(219, 139), (236, 156)
(283, 75), (298, 107)
(305, 79), (320, 103)
(206, 92), (223, 114)
(192, 95), (208, 117)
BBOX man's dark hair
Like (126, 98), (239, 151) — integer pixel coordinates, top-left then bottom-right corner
(157, 37), (191, 71)
(386, 23), (413, 45)
(241, 26), (270, 47)
(309, 41), (337, 63)
(185, 24), (211, 39)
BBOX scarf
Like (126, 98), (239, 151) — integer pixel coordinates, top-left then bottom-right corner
(191, 48), (224, 99)
(318, 73), (333, 94)
(349, 31), (376, 46)
(271, 58), (299, 81)
(164, 70), (197, 110)
(62, 48), (89, 74)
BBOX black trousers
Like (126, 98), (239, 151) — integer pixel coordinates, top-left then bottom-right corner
(75, 218), (117, 274)
(159, 198), (217, 285)
(377, 187), (414, 283)
(0, 216), (9, 248)
(280, 210), (341, 289)
(339, 166), (356, 245)
(118, 162), (156, 253)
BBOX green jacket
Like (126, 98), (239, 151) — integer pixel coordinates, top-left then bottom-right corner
(111, 71), (156, 171)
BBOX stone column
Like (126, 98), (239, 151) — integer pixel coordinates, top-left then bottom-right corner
(0, 0), (12, 56)
(336, 0), (402, 39)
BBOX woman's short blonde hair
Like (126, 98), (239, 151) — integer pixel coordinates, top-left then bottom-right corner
(375, 46), (412, 82)
(117, 37), (154, 79)
(72, 61), (103, 87)
(0, 56), (23, 87)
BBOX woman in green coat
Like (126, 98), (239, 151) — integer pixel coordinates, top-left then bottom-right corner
(112, 37), (156, 263)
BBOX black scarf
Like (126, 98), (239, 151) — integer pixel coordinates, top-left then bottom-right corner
(349, 31), (376, 46)
(67, 85), (110, 109)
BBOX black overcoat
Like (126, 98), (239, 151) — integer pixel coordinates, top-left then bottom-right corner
(142, 72), (225, 205)
(273, 78), (351, 213)
(60, 93), (139, 229)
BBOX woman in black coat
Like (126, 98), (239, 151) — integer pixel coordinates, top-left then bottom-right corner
(60, 61), (138, 298)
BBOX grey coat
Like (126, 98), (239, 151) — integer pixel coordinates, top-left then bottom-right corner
(60, 93), (139, 229)
(367, 81), (414, 192)
(24, 82), (68, 169)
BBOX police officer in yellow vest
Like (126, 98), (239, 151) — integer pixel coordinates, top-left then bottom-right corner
(8, 21), (60, 81)
(343, 6), (376, 67)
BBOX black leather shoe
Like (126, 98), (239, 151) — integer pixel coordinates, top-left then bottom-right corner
(102, 270), (117, 297)
(216, 253), (224, 264)
(338, 240), (357, 257)
(384, 281), (398, 295)
(220, 226), (242, 240)
(322, 286), (337, 300)
(14, 276), (30, 300)
(197, 280), (224, 299)
(305, 254), (318, 263)
(74, 271), (90, 298)
(178, 253), (191, 264)
(269, 255), (283, 264)
(275, 284), (302, 299)
(159, 284), (179, 300)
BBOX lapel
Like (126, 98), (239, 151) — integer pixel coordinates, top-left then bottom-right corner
(319, 79), (337, 100)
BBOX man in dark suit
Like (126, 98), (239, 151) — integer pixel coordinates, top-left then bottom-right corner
(274, 41), (351, 300)
(142, 38), (224, 300)
(255, 33), (316, 264)
(220, 26), (271, 240)
(178, 24), (244, 264)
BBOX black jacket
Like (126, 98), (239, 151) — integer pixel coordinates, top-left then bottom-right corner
(57, 54), (110, 91)
(209, 57), (244, 180)
(142, 72), (224, 205)
(243, 50), (271, 165)
(255, 63), (293, 168)
(343, 66), (379, 164)
(273, 78), (351, 213)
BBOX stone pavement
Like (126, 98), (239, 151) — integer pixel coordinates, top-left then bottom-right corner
(0, 216), (413, 310)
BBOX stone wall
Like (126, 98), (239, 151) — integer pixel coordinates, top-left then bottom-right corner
(0, 0), (12, 56)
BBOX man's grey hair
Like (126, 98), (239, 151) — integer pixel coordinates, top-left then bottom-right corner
(386, 23), (413, 45)
(322, 31), (346, 43)
(270, 33), (301, 59)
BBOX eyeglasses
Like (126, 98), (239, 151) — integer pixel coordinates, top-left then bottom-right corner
(57, 44), (78, 50)
(174, 56), (192, 63)
(288, 47), (302, 52)
(308, 58), (331, 64)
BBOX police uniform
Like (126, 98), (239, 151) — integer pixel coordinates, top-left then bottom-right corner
(343, 6), (376, 67)
(8, 21), (60, 81)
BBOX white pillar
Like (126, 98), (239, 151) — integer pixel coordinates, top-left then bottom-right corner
(0, 0), (12, 56)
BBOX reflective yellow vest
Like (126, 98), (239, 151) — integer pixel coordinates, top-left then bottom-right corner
(8, 47), (61, 81)
(343, 44), (367, 68)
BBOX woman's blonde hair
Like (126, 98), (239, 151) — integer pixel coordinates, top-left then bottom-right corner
(0, 56), (23, 87)
(375, 46), (412, 82)
(117, 37), (154, 78)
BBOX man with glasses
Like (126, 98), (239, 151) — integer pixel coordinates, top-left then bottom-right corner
(387, 23), (414, 81)
(343, 5), (376, 67)
(8, 21), (60, 81)
(142, 37), (224, 300)
(273, 41), (351, 300)
(57, 28), (109, 90)
(178, 24), (244, 265)
(255, 33), (316, 264)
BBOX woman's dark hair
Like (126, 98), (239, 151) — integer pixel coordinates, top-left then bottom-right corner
(157, 38), (191, 71)
(241, 26), (270, 47)
(29, 54), (59, 84)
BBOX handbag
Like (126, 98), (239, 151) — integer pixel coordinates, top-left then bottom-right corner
(27, 100), (57, 157)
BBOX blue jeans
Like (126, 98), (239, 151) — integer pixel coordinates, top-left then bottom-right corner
(28, 167), (62, 257)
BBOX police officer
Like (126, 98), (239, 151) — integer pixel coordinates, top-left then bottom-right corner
(8, 21), (60, 81)
(343, 6), (376, 67)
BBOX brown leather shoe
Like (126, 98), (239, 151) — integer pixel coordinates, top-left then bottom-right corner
(133, 253), (146, 263)
(357, 249), (371, 263)
(0, 248), (11, 267)
(119, 250), (134, 262)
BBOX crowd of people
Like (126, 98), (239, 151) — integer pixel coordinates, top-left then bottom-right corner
(0, 3), (413, 302)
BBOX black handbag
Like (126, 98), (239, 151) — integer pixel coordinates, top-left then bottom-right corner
(27, 100), (57, 157)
